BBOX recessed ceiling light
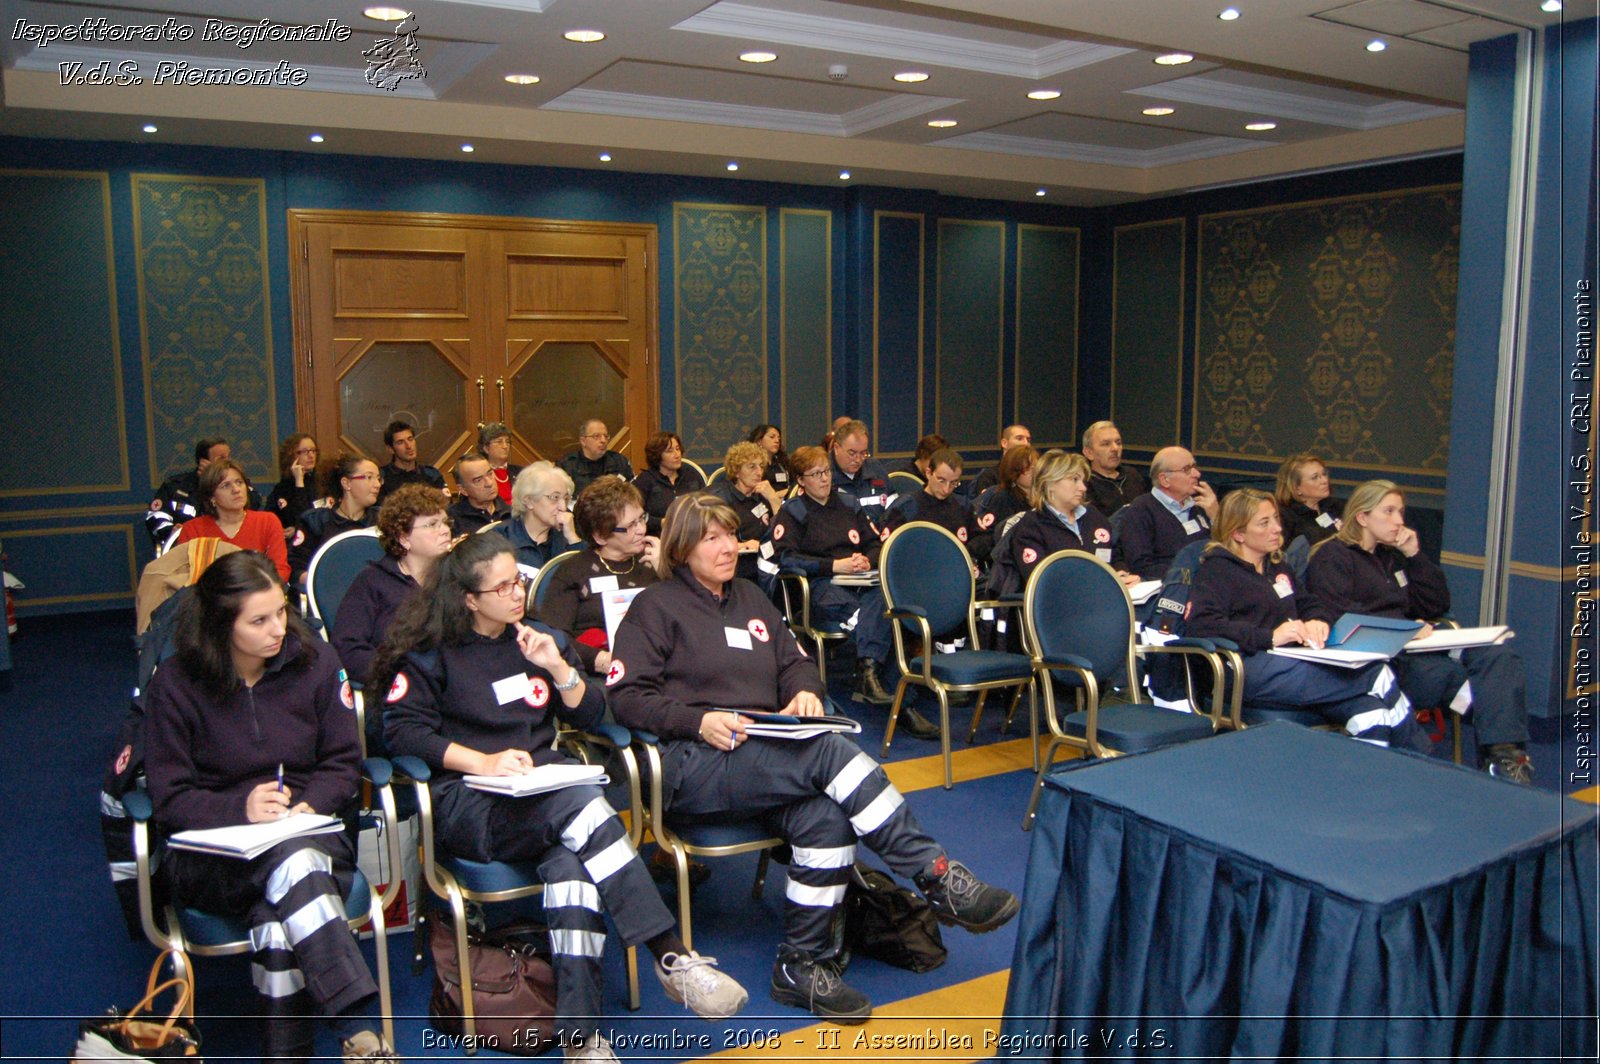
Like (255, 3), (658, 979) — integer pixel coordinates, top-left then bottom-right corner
(563, 29), (605, 43)
(461, 143), (475, 152)
(598, 152), (612, 162)
(363, 7), (409, 21)
(1035, 189), (1047, 197)
(1143, 106), (1175, 116)
(726, 161), (739, 171)
(1366, 39), (1387, 52)
(504, 74), (541, 85)
(1244, 121), (1276, 131)
(142, 124), (158, 133)
(1219, 7), (1241, 20)
(927, 119), (957, 128)
(1541, 0), (1562, 10)
(1027, 89), (1061, 101)
(894, 71), (930, 83)
(1154, 53), (1194, 65)
(308, 133), (324, 143)
(740, 51), (777, 63)
(839, 171), (851, 180)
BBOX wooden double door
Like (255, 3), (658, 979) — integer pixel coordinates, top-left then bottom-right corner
(290, 210), (657, 476)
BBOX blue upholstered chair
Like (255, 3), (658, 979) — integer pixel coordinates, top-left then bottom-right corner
(1020, 549), (1223, 829)
(879, 521), (1036, 789)
(305, 528), (384, 629)
(774, 570), (851, 685)
(886, 470), (924, 496)
(524, 548), (579, 615)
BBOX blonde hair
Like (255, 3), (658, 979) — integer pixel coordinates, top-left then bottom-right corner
(1029, 450), (1086, 509)
(657, 494), (741, 581)
(724, 440), (769, 481)
(1211, 488), (1280, 560)
(1335, 479), (1402, 547)
(1274, 452), (1326, 507)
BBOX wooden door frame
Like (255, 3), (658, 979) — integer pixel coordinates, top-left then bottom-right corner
(287, 208), (660, 454)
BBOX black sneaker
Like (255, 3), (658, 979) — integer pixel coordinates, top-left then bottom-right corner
(770, 946), (872, 1024)
(915, 856), (1019, 934)
(1484, 743), (1534, 784)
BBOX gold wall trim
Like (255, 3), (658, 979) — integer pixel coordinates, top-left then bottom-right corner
(778, 208), (833, 440)
(1441, 550), (1485, 570)
(4, 523), (138, 602)
(872, 211), (925, 453)
(0, 503), (148, 521)
(934, 218), (1006, 450)
(1111, 217), (1185, 450)
(1016, 223), (1081, 449)
(1507, 560), (1582, 582)
(0, 168), (131, 498)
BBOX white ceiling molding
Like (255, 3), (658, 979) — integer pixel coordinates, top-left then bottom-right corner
(1126, 73), (1458, 130)
(541, 86), (963, 136)
(432, 0), (556, 12)
(674, 1), (1134, 78)
(938, 129), (1266, 168)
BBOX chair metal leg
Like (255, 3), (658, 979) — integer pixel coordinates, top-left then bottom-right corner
(626, 945), (639, 1010)
(1021, 735), (1069, 831)
(673, 844), (695, 953)
(965, 689), (989, 743)
(878, 675), (913, 757)
(1028, 681), (1040, 772)
(1000, 684), (1025, 733)
(752, 849), (772, 898)
(366, 885), (395, 1052)
(936, 687), (954, 789)
(447, 885), (479, 1053)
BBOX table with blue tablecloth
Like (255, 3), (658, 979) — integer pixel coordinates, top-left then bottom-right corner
(1002, 723), (1597, 1061)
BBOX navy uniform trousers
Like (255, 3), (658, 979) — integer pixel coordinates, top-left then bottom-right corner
(164, 833), (374, 1061)
(660, 733), (943, 958)
(1238, 656), (1426, 749)
(475, 782), (674, 1039)
(1392, 645), (1529, 748)
(807, 581), (893, 664)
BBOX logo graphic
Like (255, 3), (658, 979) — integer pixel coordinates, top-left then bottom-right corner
(526, 677), (550, 708)
(747, 618), (769, 642)
(114, 744), (133, 775)
(773, 523), (785, 541)
(292, 528), (305, 546)
(978, 512), (995, 529)
(847, 528), (860, 545)
(1021, 547), (1037, 564)
(340, 681), (355, 710)
(386, 673), (409, 703)
(605, 660), (626, 686)
(957, 526), (968, 542)
(1094, 527), (1111, 543)
(363, 15), (425, 90)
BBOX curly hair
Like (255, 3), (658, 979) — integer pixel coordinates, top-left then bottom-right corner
(573, 476), (644, 544)
(377, 483), (452, 556)
(723, 440), (768, 482)
(275, 434), (317, 479)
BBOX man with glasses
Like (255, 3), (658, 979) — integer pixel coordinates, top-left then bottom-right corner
(882, 448), (992, 564)
(378, 419), (445, 499)
(560, 418), (634, 494)
(447, 454), (511, 534)
(1118, 446), (1219, 579)
(829, 419), (897, 527)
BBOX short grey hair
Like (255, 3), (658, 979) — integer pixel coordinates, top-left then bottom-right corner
(511, 461), (574, 518)
(1081, 420), (1117, 451)
(478, 422), (511, 453)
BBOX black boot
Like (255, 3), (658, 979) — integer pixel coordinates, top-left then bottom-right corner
(854, 660), (894, 705)
(894, 703), (941, 740)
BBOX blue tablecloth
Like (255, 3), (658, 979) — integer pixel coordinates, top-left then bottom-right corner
(1002, 723), (1597, 1060)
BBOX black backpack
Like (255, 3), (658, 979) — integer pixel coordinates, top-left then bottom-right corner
(842, 863), (947, 973)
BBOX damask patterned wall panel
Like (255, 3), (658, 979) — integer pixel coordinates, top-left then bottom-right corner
(0, 171), (128, 497)
(674, 203), (767, 460)
(132, 175), (277, 485)
(873, 211), (925, 455)
(1016, 225), (1080, 449)
(1195, 185), (1461, 472)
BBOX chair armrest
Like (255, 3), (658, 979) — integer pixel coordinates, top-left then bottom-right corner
(1037, 652), (1096, 673)
(586, 723), (633, 749)
(360, 757), (393, 787)
(1164, 636), (1216, 650)
(1207, 636), (1241, 652)
(974, 597), (1022, 611)
(390, 755), (432, 782)
(889, 604), (929, 619)
(632, 728), (661, 746)
(123, 789), (153, 822)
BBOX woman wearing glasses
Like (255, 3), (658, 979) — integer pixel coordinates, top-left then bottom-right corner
(633, 431), (705, 537)
(477, 422), (522, 506)
(709, 440), (783, 583)
(264, 433), (324, 526)
(377, 535), (748, 1064)
(287, 454), (382, 588)
(500, 461), (576, 576)
(175, 457), (290, 581)
(537, 477), (661, 677)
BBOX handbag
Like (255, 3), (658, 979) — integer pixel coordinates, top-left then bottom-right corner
(842, 862), (948, 973)
(428, 917), (559, 1055)
(74, 950), (202, 1061)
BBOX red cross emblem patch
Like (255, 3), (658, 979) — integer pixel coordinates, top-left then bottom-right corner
(525, 677), (550, 708)
(847, 528), (860, 545)
(114, 744), (132, 775)
(748, 619), (769, 642)
(386, 673), (409, 703)
(340, 681), (355, 710)
(605, 660), (626, 686)
(773, 523), (786, 541)
(1094, 527), (1111, 544)
(1021, 547), (1038, 564)
(957, 526), (968, 542)
(979, 512), (995, 529)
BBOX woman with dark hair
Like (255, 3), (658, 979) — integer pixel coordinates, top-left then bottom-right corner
(537, 477), (660, 677)
(709, 440), (782, 583)
(748, 424), (790, 491)
(288, 454), (382, 587)
(972, 444), (1038, 542)
(633, 431), (704, 537)
(502, 461), (575, 575)
(1275, 452), (1344, 548)
(1185, 488), (1423, 748)
(377, 535), (747, 1063)
(175, 458), (291, 580)
(478, 422), (522, 506)
(143, 552), (393, 1063)
(332, 483), (455, 688)
(607, 494), (1018, 1025)
(264, 434), (323, 526)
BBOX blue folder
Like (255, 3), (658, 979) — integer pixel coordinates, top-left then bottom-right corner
(1326, 612), (1423, 657)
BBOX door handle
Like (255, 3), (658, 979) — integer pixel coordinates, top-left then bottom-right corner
(476, 376), (486, 425)
(496, 378), (506, 418)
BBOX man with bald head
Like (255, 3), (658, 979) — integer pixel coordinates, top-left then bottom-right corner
(1116, 446), (1218, 579)
(1082, 421), (1149, 518)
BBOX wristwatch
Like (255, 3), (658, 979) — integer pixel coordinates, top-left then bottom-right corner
(553, 667), (581, 693)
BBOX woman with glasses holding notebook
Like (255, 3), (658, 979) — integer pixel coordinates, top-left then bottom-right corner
(376, 535), (746, 1063)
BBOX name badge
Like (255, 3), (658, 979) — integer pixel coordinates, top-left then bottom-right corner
(1274, 581), (1294, 599)
(1394, 571), (1409, 587)
(752, 502), (769, 520)
(491, 673), (532, 705)
(773, 471), (788, 483)
(1181, 519), (1201, 535)
(1095, 548), (1113, 562)
(724, 626), (753, 650)
(759, 540), (775, 558)
(516, 562), (541, 582)
(1316, 512), (1335, 528)
(589, 575), (619, 593)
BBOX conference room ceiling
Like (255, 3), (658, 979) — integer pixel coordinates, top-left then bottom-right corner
(0, 0), (1567, 204)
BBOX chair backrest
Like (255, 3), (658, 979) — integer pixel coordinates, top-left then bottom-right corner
(887, 470), (924, 495)
(526, 549), (580, 614)
(1145, 538), (1213, 634)
(1283, 534), (1311, 581)
(306, 528), (384, 624)
(1024, 550), (1136, 683)
(681, 458), (707, 484)
(704, 466), (725, 486)
(880, 521), (975, 641)
(476, 519), (505, 536)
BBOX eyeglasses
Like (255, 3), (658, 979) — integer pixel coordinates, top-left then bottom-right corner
(582, 431), (611, 440)
(348, 472), (384, 483)
(611, 514), (648, 534)
(540, 492), (573, 507)
(1171, 464), (1199, 475)
(474, 575), (527, 599)
(294, 447), (318, 457)
(801, 467), (831, 480)
(412, 516), (452, 533)
(838, 447), (870, 460)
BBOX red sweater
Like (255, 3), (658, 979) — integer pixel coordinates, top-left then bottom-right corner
(177, 510), (289, 581)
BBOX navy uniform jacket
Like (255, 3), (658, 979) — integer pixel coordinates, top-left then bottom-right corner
(1004, 506), (1117, 584)
(383, 624), (601, 861)
(289, 507), (376, 585)
(378, 461), (446, 499)
(146, 469), (264, 546)
(761, 456), (792, 493)
(1086, 466), (1149, 518)
(1118, 490), (1211, 579)
(829, 456), (897, 526)
(1280, 497), (1345, 548)
(963, 467), (999, 502)
(264, 476), (319, 527)
(709, 480), (775, 582)
(633, 466), (706, 537)
(882, 488), (992, 560)
(536, 548), (660, 671)
(973, 485), (1029, 541)
(497, 518), (574, 575)
(560, 450), (634, 495)
(331, 555), (418, 685)
(1304, 537), (1450, 621)
(1186, 547), (1330, 654)
(768, 491), (881, 577)
(144, 635), (359, 831)
(607, 567), (824, 739)
(447, 495), (510, 535)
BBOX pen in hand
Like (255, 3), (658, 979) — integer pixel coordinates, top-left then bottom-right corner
(276, 762), (285, 793)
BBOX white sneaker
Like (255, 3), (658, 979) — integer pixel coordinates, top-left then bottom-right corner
(563, 1033), (619, 1063)
(657, 950), (750, 1020)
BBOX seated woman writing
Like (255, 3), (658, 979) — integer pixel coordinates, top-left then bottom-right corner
(606, 494), (1019, 1024)
(1305, 479), (1532, 781)
(377, 535), (745, 1064)
(142, 552), (394, 1063)
(537, 476), (661, 678)
(1185, 488), (1423, 748)
(175, 458), (289, 581)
